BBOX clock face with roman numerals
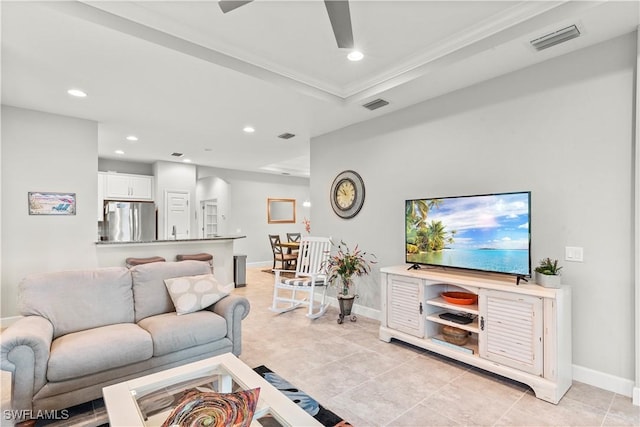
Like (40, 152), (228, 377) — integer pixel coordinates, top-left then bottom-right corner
(330, 170), (365, 219)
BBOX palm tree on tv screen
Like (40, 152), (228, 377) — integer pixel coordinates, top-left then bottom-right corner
(406, 199), (456, 254)
(406, 199), (442, 232)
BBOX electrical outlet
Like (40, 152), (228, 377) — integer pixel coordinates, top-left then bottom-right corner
(565, 246), (584, 262)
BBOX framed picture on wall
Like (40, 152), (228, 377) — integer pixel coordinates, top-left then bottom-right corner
(28, 192), (76, 215)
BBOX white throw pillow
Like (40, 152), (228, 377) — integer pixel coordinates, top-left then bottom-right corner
(164, 274), (232, 315)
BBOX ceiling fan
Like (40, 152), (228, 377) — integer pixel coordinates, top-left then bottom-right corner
(218, 0), (354, 49)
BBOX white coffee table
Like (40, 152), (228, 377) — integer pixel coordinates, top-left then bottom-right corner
(102, 353), (322, 426)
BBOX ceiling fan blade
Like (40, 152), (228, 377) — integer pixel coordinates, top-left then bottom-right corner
(324, 0), (354, 49)
(219, 0), (253, 14)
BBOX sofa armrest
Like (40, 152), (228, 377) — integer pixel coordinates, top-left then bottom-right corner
(1, 316), (54, 412)
(209, 295), (250, 356)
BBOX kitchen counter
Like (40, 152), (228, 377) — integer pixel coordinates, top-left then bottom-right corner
(95, 236), (246, 286)
(95, 235), (246, 245)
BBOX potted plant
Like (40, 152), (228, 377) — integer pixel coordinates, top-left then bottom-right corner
(534, 257), (563, 288)
(323, 241), (376, 323)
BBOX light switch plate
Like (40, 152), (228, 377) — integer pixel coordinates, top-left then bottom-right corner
(565, 246), (584, 262)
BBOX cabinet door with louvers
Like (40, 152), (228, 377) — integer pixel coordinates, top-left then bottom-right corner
(479, 289), (543, 376)
(387, 275), (424, 337)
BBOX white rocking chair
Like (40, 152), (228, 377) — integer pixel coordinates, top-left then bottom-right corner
(269, 236), (331, 319)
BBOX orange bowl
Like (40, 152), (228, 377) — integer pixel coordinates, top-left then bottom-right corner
(441, 291), (477, 305)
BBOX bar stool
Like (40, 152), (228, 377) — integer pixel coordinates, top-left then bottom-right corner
(125, 256), (166, 268)
(176, 253), (214, 273)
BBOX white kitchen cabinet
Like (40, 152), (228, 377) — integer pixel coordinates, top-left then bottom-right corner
(379, 265), (572, 404)
(104, 173), (153, 200)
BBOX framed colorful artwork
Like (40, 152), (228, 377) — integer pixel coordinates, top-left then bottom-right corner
(28, 192), (76, 215)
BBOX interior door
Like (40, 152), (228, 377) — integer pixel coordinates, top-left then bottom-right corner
(166, 191), (190, 239)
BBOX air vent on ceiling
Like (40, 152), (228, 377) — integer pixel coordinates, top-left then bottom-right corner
(278, 133), (296, 139)
(363, 98), (389, 111)
(530, 25), (580, 51)
(171, 152), (184, 157)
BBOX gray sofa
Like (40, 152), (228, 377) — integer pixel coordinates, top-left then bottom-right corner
(0, 260), (250, 418)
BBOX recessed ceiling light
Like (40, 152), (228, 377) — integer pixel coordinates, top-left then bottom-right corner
(347, 51), (364, 61)
(243, 126), (255, 133)
(67, 89), (87, 98)
(126, 135), (138, 141)
(115, 150), (125, 155)
(183, 158), (192, 163)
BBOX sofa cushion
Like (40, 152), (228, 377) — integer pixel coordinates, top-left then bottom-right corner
(19, 267), (133, 339)
(47, 323), (152, 382)
(131, 261), (212, 322)
(137, 311), (227, 356)
(164, 274), (232, 315)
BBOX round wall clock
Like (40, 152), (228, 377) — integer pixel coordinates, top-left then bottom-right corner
(330, 170), (365, 219)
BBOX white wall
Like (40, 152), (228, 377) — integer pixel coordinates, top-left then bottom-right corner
(196, 176), (230, 237)
(1, 106), (99, 318)
(311, 34), (636, 388)
(98, 158), (153, 176)
(197, 167), (310, 264)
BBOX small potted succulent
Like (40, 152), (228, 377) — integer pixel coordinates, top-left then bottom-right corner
(534, 257), (562, 288)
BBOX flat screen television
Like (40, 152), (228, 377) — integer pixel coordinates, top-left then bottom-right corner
(405, 191), (531, 277)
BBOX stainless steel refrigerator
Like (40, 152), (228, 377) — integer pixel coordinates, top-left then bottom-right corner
(104, 201), (156, 242)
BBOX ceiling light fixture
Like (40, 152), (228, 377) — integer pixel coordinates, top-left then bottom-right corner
(347, 50), (364, 61)
(126, 135), (138, 141)
(67, 89), (87, 98)
(183, 158), (192, 163)
(243, 126), (255, 133)
(115, 150), (125, 155)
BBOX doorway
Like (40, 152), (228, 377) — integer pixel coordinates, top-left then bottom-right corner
(200, 199), (218, 238)
(165, 190), (190, 239)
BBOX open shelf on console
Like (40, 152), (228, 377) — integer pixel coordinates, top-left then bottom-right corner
(430, 334), (478, 356)
(426, 296), (478, 315)
(426, 311), (479, 333)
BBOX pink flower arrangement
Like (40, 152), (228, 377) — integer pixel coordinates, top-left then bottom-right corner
(302, 217), (311, 234)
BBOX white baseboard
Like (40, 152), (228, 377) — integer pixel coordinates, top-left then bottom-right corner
(323, 295), (381, 321)
(247, 261), (271, 268)
(633, 386), (639, 406)
(573, 364), (636, 398)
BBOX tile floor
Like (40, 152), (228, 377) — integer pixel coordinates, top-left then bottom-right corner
(236, 267), (639, 427)
(1, 266), (638, 426)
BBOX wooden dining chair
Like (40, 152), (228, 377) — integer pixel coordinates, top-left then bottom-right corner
(268, 234), (297, 270)
(286, 232), (301, 256)
(270, 236), (331, 319)
(286, 232), (301, 243)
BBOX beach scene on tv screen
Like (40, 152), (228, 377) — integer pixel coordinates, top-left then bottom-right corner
(406, 192), (530, 275)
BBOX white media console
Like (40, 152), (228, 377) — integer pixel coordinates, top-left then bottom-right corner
(378, 265), (572, 404)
